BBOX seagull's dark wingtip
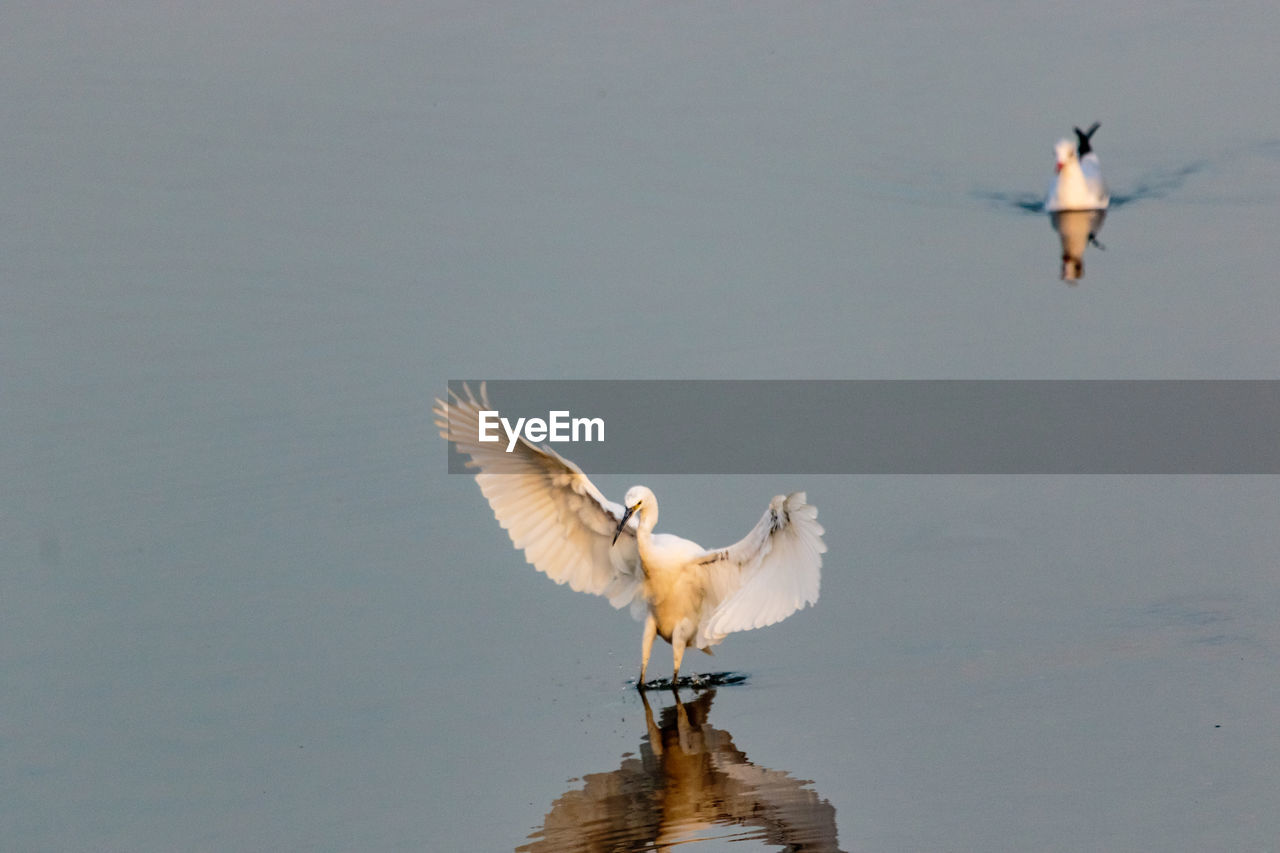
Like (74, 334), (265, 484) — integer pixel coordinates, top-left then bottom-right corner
(1073, 122), (1101, 157)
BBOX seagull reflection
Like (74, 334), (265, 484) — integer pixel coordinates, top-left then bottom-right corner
(517, 690), (844, 852)
(1050, 209), (1106, 282)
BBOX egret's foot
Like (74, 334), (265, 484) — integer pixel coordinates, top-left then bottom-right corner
(631, 672), (748, 691)
(694, 671), (748, 687)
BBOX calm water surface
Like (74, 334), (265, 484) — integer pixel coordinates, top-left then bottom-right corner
(4, 3), (1280, 851)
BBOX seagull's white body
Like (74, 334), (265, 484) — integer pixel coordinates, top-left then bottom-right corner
(1046, 124), (1109, 212)
(434, 384), (826, 687)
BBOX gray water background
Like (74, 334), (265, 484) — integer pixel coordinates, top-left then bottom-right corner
(4, 2), (1280, 850)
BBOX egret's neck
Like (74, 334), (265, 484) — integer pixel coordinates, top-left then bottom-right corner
(634, 512), (658, 557)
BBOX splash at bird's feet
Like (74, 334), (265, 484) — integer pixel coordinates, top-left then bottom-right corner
(633, 671), (748, 691)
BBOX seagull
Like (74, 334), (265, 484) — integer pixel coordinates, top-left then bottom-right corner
(434, 384), (825, 689)
(1045, 122), (1110, 212)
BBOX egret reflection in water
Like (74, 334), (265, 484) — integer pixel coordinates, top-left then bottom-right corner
(1050, 209), (1107, 282)
(517, 690), (844, 852)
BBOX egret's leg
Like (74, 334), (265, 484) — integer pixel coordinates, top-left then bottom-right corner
(638, 614), (657, 690)
(671, 633), (687, 686)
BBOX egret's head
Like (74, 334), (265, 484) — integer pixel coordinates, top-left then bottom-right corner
(612, 485), (656, 544)
(1053, 139), (1076, 173)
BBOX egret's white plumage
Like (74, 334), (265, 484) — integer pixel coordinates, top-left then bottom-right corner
(1046, 122), (1109, 212)
(434, 384), (825, 687)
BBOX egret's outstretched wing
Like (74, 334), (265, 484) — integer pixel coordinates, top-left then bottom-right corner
(434, 384), (642, 609)
(698, 492), (824, 646)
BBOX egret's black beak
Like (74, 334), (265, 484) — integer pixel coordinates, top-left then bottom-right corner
(612, 502), (638, 545)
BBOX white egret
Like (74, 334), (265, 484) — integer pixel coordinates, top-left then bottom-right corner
(1046, 122), (1110, 212)
(434, 384), (826, 688)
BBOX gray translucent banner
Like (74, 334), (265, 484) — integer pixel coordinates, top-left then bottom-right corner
(443, 381), (1280, 474)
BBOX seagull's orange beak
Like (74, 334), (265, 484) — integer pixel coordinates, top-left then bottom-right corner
(1055, 162), (1064, 173)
